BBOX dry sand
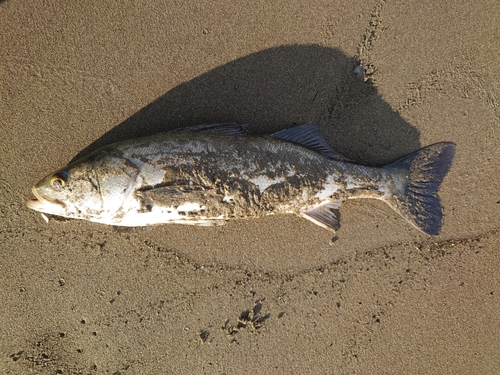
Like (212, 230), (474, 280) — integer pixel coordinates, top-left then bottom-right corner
(1, 0), (499, 374)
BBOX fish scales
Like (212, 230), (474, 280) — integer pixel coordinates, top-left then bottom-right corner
(120, 134), (382, 213)
(26, 124), (455, 235)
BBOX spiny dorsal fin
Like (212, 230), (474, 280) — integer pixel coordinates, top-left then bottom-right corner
(271, 124), (348, 160)
(300, 201), (342, 231)
(170, 123), (249, 136)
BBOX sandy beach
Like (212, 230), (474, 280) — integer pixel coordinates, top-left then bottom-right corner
(1, 1), (499, 373)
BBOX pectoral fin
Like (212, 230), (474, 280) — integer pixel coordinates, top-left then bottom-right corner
(121, 171), (139, 207)
(300, 201), (342, 231)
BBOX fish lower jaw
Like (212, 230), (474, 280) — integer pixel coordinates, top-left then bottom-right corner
(25, 197), (48, 212)
(26, 187), (67, 215)
(26, 200), (69, 219)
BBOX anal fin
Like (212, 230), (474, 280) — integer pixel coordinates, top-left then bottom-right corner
(300, 201), (342, 231)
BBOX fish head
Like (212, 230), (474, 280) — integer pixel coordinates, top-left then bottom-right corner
(26, 152), (139, 221)
(26, 158), (105, 219)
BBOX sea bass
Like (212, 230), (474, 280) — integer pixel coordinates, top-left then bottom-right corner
(26, 124), (455, 235)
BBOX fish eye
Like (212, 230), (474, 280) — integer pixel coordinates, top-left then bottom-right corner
(50, 171), (68, 190)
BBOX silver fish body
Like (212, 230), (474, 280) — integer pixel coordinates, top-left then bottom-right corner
(26, 124), (455, 235)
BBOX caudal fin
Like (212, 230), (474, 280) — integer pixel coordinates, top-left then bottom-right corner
(384, 142), (456, 236)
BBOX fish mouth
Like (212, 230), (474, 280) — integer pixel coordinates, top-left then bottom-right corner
(26, 187), (66, 212)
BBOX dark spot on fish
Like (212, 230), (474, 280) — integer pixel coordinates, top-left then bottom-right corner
(130, 153), (151, 164)
(266, 170), (277, 179)
(161, 168), (179, 184)
(230, 168), (240, 178)
(88, 175), (99, 191)
(178, 210), (203, 217)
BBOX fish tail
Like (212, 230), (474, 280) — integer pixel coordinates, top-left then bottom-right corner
(383, 142), (456, 236)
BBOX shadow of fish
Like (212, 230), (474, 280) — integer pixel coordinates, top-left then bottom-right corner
(26, 124), (455, 235)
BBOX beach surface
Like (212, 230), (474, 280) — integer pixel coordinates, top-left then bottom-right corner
(1, 1), (499, 373)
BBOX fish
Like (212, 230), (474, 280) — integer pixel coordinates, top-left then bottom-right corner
(26, 123), (456, 235)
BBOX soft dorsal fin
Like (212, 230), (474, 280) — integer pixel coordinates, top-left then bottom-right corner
(271, 124), (348, 160)
(170, 123), (249, 136)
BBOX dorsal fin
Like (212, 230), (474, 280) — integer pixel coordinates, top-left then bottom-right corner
(271, 124), (347, 160)
(170, 123), (248, 136)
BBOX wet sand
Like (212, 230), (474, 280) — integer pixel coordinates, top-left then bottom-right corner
(1, 1), (499, 373)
